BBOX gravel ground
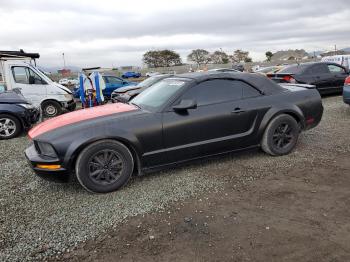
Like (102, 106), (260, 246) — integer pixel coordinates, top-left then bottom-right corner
(0, 96), (349, 261)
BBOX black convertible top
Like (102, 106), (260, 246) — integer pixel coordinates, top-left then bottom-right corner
(176, 72), (284, 95)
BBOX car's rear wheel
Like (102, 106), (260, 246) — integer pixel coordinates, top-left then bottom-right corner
(0, 114), (21, 139)
(42, 100), (62, 117)
(75, 140), (134, 193)
(261, 114), (299, 156)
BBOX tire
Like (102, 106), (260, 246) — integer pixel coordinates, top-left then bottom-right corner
(261, 114), (300, 156)
(0, 114), (22, 139)
(75, 140), (134, 193)
(42, 100), (62, 117)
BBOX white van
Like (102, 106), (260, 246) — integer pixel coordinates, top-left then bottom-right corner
(321, 55), (350, 70)
(0, 51), (76, 117)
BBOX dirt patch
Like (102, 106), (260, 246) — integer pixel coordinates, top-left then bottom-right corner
(57, 152), (350, 262)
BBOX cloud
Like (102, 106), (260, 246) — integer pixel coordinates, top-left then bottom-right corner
(0, 0), (349, 67)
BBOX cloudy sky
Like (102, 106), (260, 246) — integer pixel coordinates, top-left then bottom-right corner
(1, 0), (349, 68)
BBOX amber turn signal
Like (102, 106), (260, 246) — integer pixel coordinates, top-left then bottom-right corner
(36, 164), (61, 170)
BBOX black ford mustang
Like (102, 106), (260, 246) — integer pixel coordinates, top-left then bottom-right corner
(25, 72), (323, 193)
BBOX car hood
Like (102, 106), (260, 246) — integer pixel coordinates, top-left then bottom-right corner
(115, 85), (141, 93)
(28, 103), (137, 139)
(53, 82), (72, 94)
(0, 91), (27, 104)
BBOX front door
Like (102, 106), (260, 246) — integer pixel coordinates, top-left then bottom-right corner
(327, 64), (348, 92)
(10, 65), (47, 106)
(103, 76), (124, 97)
(162, 79), (260, 163)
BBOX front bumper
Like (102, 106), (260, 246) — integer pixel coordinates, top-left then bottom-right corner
(63, 99), (77, 111)
(25, 143), (71, 182)
(21, 107), (41, 130)
(111, 93), (131, 103)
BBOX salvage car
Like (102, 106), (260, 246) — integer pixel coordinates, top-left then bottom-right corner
(343, 76), (350, 105)
(111, 74), (172, 103)
(25, 72), (323, 193)
(0, 90), (40, 139)
(267, 62), (349, 95)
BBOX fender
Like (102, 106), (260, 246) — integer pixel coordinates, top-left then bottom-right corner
(257, 103), (305, 139)
(63, 127), (143, 170)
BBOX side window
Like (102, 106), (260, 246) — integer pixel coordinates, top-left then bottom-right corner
(306, 65), (328, 74)
(12, 67), (29, 84)
(328, 64), (345, 73)
(28, 68), (45, 84)
(181, 79), (243, 106)
(241, 82), (261, 98)
(105, 76), (123, 84)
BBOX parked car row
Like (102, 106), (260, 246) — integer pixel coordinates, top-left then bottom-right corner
(1, 51), (76, 118)
(73, 75), (137, 99)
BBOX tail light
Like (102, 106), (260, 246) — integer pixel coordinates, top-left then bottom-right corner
(283, 75), (296, 83)
(345, 76), (350, 86)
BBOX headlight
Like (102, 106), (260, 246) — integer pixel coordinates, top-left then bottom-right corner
(35, 141), (58, 158)
(64, 94), (73, 100)
(18, 103), (35, 109)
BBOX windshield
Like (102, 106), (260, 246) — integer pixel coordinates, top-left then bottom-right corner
(138, 75), (166, 88)
(132, 78), (188, 111)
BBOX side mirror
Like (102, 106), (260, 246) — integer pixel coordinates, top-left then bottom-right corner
(173, 99), (197, 111)
(29, 75), (35, 84)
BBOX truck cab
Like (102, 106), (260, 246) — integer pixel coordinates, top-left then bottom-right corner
(0, 50), (76, 117)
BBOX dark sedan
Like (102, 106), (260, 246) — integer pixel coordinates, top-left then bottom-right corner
(111, 74), (173, 103)
(267, 62), (349, 95)
(0, 91), (40, 139)
(25, 72), (323, 193)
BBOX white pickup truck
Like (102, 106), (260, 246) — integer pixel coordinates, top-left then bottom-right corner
(0, 50), (76, 117)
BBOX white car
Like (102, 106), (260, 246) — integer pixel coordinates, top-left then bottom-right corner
(58, 78), (69, 85)
(145, 71), (160, 77)
(67, 78), (79, 85)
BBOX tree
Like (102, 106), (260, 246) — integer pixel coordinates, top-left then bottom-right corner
(143, 50), (182, 68)
(230, 49), (252, 64)
(244, 57), (252, 63)
(210, 50), (229, 64)
(265, 51), (273, 61)
(159, 50), (182, 67)
(187, 49), (211, 66)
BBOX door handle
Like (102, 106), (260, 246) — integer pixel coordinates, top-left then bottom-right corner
(232, 107), (245, 114)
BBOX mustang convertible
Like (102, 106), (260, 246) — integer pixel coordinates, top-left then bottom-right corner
(25, 72), (323, 193)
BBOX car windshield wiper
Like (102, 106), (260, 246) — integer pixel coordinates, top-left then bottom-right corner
(129, 102), (141, 109)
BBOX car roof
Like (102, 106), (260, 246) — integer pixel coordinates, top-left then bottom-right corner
(172, 71), (284, 95)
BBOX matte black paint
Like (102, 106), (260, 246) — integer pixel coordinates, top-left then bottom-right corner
(25, 72), (323, 180)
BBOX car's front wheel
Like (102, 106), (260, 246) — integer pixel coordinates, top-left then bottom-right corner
(75, 140), (134, 193)
(0, 114), (21, 139)
(42, 100), (62, 117)
(261, 114), (300, 156)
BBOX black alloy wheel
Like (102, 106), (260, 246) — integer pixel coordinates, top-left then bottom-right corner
(88, 149), (124, 185)
(261, 114), (299, 156)
(75, 140), (134, 193)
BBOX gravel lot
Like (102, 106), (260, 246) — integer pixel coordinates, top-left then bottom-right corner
(0, 96), (349, 261)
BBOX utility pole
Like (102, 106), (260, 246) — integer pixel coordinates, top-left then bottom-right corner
(334, 45), (337, 56)
(62, 52), (66, 69)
